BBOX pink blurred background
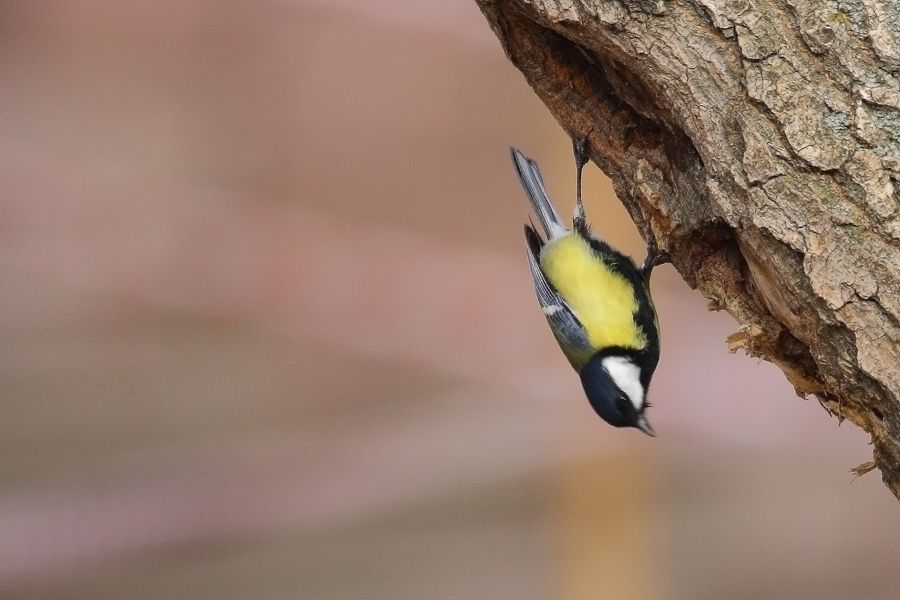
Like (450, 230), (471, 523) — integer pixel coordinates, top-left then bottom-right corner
(1, 2), (898, 599)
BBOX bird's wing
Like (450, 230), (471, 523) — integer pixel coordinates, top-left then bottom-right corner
(524, 225), (594, 370)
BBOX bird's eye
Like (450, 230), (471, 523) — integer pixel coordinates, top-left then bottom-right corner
(615, 394), (631, 413)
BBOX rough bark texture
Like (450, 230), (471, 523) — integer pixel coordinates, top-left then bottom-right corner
(477, 0), (900, 498)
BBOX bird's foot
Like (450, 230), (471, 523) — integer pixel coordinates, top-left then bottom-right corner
(572, 136), (590, 229)
(641, 245), (670, 279)
(572, 136), (590, 173)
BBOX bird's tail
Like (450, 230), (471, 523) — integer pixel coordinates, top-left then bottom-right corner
(510, 147), (567, 239)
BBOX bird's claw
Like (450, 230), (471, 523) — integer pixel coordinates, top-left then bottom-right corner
(641, 246), (670, 279)
(572, 136), (590, 172)
(572, 136), (590, 229)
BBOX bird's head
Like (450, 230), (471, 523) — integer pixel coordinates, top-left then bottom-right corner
(579, 353), (654, 436)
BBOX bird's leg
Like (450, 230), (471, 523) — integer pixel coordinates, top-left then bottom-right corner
(572, 137), (589, 229)
(641, 243), (670, 280)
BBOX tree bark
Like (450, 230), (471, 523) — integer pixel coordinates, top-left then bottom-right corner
(476, 0), (900, 499)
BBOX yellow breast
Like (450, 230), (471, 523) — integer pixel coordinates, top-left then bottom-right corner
(539, 233), (646, 351)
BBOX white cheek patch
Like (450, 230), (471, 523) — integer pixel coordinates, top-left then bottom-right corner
(601, 356), (644, 410)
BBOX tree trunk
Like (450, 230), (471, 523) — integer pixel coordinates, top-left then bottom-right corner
(476, 0), (900, 499)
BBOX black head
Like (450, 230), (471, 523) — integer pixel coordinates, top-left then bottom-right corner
(579, 353), (655, 436)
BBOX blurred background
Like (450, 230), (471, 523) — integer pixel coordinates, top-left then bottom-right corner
(1, 1), (898, 599)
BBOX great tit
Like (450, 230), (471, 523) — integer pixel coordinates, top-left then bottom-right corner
(511, 142), (666, 436)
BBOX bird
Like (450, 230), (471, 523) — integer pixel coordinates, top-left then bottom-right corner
(511, 141), (667, 436)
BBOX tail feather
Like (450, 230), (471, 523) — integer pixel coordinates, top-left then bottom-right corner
(510, 147), (566, 239)
(524, 222), (544, 257)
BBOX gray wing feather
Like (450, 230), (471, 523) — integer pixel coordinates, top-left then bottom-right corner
(525, 244), (594, 370)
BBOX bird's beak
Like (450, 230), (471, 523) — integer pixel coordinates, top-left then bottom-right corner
(635, 415), (656, 437)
